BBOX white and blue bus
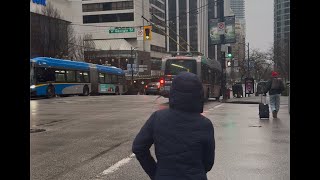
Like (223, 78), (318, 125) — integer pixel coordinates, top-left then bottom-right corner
(30, 57), (127, 97)
(159, 54), (222, 100)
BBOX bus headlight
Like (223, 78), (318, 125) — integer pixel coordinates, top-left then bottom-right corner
(30, 85), (36, 89)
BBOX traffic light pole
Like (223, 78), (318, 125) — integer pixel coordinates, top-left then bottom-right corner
(218, 0), (227, 101)
(247, 42), (250, 78)
(131, 47), (134, 85)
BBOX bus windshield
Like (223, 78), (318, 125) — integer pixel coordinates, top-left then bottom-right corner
(165, 59), (197, 75)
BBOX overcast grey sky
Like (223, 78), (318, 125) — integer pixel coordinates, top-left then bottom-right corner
(245, 0), (274, 52)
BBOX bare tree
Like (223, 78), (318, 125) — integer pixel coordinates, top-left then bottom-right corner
(41, 1), (61, 19)
(32, 2), (95, 61)
(237, 48), (273, 82)
(71, 33), (96, 61)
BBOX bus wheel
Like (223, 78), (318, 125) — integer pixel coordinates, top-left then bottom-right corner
(47, 85), (55, 98)
(83, 85), (89, 96)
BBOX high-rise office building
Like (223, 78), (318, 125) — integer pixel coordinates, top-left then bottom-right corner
(230, 0), (245, 33)
(274, 0), (290, 79)
(166, 0), (209, 57)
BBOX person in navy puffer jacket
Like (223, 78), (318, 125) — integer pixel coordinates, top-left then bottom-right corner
(132, 72), (215, 180)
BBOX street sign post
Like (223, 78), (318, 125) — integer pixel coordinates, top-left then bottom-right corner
(137, 29), (143, 40)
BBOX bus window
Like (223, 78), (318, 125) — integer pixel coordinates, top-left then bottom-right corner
(55, 70), (66, 82)
(165, 59), (197, 75)
(111, 74), (118, 83)
(118, 75), (123, 84)
(66, 71), (75, 82)
(99, 73), (105, 83)
(105, 74), (111, 83)
(76, 71), (83, 82)
(83, 72), (90, 83)
(36, 67), (55, 83)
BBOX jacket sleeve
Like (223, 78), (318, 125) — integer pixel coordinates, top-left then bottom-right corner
(132, 112), (157, 179)
(203, 122), (215, 172)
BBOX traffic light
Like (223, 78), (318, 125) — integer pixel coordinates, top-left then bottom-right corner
(227, 46), (232, 58)
(144, 26), (152, 40)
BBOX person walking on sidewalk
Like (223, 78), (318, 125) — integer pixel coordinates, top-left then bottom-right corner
(264, 71), (285, 118)
(132, 72), (215, 180)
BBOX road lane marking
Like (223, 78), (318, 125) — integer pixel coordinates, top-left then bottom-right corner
(95, 154), (135, 179)
(213, 104), (223, 109)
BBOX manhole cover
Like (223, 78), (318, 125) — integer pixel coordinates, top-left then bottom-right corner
(30, 128), (46, 133)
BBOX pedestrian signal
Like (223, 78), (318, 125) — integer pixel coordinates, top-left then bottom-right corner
(227, 60), (231, 67)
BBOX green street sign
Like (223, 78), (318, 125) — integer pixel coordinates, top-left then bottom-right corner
(109, 27), (135, 33)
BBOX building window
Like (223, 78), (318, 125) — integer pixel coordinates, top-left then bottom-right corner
(285, 33), (289, 39)
(284, 26), (290, 32)
(151, 45), (166, 53)
(284, 14), (290, 20)
(277, 4), (281, 9)
(150, 6), (165, 19)
(150, 0), (165, 9)
(152, 25), (165, 35)
(284, 20), (290, 26)
(284, 2), (290, 8)
(82, 1), (133, 12)
(277, 27), (281, 33)
(83, 13), (134, 23)
(284, 8), (290, 14)
(277, 16), (281, 21)
(277, 22), (281, 28)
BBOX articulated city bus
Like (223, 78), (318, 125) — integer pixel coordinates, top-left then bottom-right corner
(30, 57), (127, 98)
(159, 54), (222, 100)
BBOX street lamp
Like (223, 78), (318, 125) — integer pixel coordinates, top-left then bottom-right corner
(246, 42), (250, 78)
(130, 47), (138, 85)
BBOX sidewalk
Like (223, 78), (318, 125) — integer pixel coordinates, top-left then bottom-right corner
(226, 95), (289, 106)
(207, 96), (290, 179)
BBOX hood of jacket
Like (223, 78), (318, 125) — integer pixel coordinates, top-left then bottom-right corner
(169, 72), (204, 113)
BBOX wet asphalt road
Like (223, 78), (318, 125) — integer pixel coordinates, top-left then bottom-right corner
(30, 95), (289, 180)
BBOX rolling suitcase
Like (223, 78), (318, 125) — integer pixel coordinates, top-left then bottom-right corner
(259, 95), (269, 119)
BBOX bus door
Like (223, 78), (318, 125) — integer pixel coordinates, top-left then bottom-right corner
(90, 64), (98, 95)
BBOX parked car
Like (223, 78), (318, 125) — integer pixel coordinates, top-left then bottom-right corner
(145, 82), (160, 95)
